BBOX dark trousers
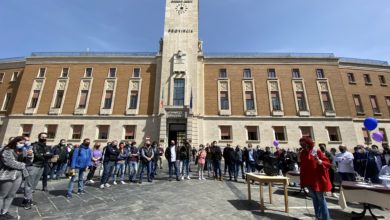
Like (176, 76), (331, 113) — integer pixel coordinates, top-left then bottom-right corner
(86, 166), (97, 181)
(42, 163), (49, 189)
(213, 160), (222, 178)
(139, 160), (152, 182)
(100, 161), (115, 185)
(168, 161), (179, 178)
(228, 161), (235, 179)
(339, 172), (355, 182)
(329, 169), (335, 193)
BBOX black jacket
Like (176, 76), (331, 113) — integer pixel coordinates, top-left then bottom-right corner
(103, 144), (120, 163)
(179, 144), (191, 160)
(165, 145), (179, 162)
(32, 142), (52, 167)
(223, 147), (235, 162)
(211, 145), (222, 161)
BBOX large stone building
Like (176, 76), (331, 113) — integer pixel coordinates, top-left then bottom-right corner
(0, 0), (389, 149)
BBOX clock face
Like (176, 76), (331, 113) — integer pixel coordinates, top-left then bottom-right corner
(175, 3), (188, 15)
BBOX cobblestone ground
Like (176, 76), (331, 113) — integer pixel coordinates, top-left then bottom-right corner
(8, 164), (390, 220)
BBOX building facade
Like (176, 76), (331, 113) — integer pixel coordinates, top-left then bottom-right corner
(1, 0), (390, 150)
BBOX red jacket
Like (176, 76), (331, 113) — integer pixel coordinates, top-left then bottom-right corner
(300, 147), (332, 192)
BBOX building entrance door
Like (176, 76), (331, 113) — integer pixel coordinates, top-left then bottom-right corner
(168, 123), (186, 147)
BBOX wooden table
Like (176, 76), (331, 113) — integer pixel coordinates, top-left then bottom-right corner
(339, 181), (390, 219)
(246, 173), (289, 213)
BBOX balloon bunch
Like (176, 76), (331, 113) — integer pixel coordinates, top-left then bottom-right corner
(363, 117), (384, 142)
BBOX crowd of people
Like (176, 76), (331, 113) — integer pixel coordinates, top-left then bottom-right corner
(0, 132), (389, 220)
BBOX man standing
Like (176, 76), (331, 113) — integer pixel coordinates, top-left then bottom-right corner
(211, 141), (222, 181)
(151, 141), (159, 179)
(165, 140), (180, 181)
(224, 144), (235, 181)
(319, 143), (337, 198)
(180, 139), (191, 180)
(334, 145), (355, 181)
(245, 144), (257, 173)
(66, 139), (92, 198)
(127, 141), (139, 183)
(30, 133), (52, 192)
(299, 137), (332, 220)
(139, 140), (154, 183)
(99, 141), (119, 189)
(233, 145), (244, 181)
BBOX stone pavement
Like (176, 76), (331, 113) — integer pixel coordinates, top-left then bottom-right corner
(8, 165), (390, 220)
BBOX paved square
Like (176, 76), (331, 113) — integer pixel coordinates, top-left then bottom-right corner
(10, 164), (390, 220)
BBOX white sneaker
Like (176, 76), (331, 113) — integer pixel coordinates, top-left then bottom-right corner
(186, 176), (191, 180)
(181, 176), (184, 180)
(199, 177), (201, 180)
(89, 180), (95, 184)
(121, 181), (126, 185)
(202, 177), (206, 180)
(99, 184), (105, 189)
(331, 193), (339, 198)
(113, 181), (117, 185)
(104, 183), (111, 188)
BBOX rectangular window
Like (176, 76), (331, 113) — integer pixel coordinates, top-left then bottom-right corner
(296, 91), (307, 111)
(38, 68), (46, 78)
(173, 79), (185, 106)
(54, 90), (64, 108)
(11, 72), (18, 81)
(363, 74), (371, 84)
(316, 69), (325, 79)
(61, 68), (69, 78)
(78, 90), (89, 109)
(220, 126), (232, 140)
(98, 125), (109, 140)
(347, 73), (355, 83)
(327, 127), (341, 142)
(129, 91), (138, 109)
(220, 91), (229, 110)
(243, 69), (251, 78)
(124, 125), (136, 140)
(386, 96), (390, 114)
(370, 95), (380, 114)
(133, 68), (141, 78)
(268, 68), (276, 78)
(22, 124), (33, 137)
(245, 91), (255, 110)
(274, 126), (287, 141)
(246, 126), (259, 141)
(85, 68), (93, 77)
(300, 126), (313, 139)
(46, 125), (58, 139)
(271, 91), (281, 111)
(292, 69), (300, 79)
(103, 90), (113, 109)
(71, 125), (83, 139)
(30, 90), (41, 108)
(219, 69), (227, 78)
(362, 128), (371, 144)
(379, 75), (386, 85)
(321, 92), (333, 111)
(353, 94), (364, 113)
(379, 128), (388, 143)
(0, 73), (4, 82)
(109, 68), (116, 78)
(2, 93), (11, 111)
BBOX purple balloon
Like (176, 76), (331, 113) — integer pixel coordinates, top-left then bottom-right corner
(372, 132), (384, 142)
(273, 140), (279, 147)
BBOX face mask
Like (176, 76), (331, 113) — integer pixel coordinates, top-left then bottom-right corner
(300, 143), (308, 149)
(85, 142), (90, 146)
(39, 138), (47, 143)
(25, 141), (31, 146)
(339, 148), (345, 153)
(16, 143), (25, 149)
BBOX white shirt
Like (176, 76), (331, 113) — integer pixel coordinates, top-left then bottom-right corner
(170, 145), (176, 162)
(379, 165), (390, 186)
(335, 151), (355, 173)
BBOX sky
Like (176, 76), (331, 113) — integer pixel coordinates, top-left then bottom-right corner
(0, 0), (389, 62)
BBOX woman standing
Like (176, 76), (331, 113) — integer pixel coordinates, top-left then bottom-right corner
(113, 142), (128, 185)
(86, 143), (102, 184)
(0, 136), (30, 219)
(197, 145), (207, 180)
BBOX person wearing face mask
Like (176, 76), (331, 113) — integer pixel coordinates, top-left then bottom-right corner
(49, 139), (65, 180)
(334, 145), (355, 181)
(165, 140), (180, 181)
(66, 138), (92, 199)
(299, 137), (332, 220)
(19, 136), (35, 210)
(138, 140), (154, 184)
(0, 136), (30, 219)
(99, 140), (119, 189)
(30, 133), (52, 193)
(55, 140), (69, 179)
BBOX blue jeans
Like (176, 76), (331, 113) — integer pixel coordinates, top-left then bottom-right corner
(181, 159), (190, 177)
(151, 160), (158, 178)
(113, 162), (125, 181)
(128, 161), (138, 181)
(235, 161), (245, 179)
(309, 188), (330, 220)
(168, 161), (179, 178)
(56, 162), (67, 178)
(100, 161), (116, 185)
(213, 160), (222, 178)
(206, 159), (213, 176)
(139, 160), (152, 182)
(246, 161), (256, 173)
(67, 168), (85, 194)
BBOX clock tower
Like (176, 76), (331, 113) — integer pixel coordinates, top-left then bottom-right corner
(157, 0), (202, 146)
